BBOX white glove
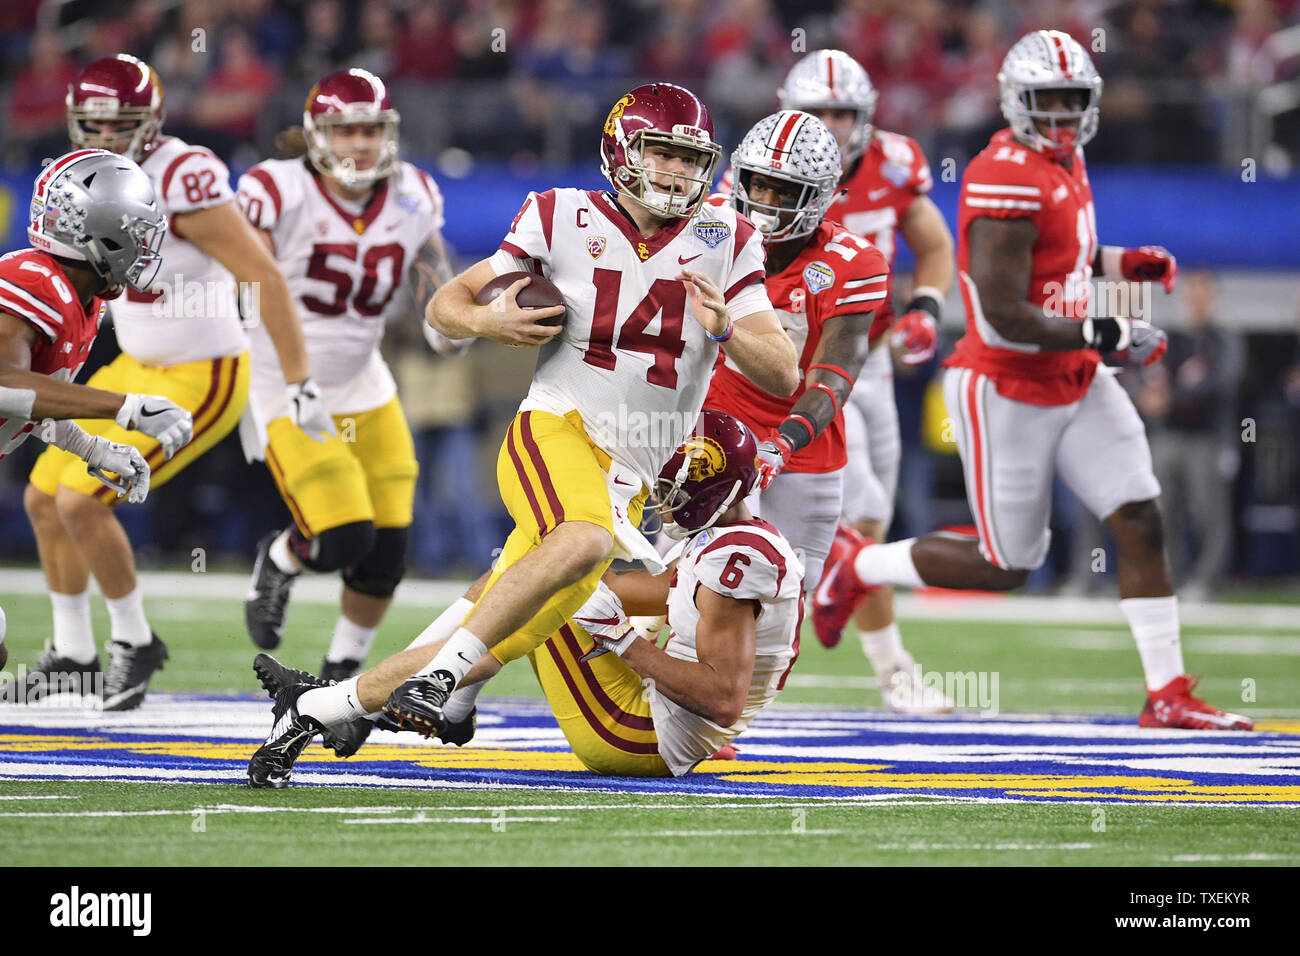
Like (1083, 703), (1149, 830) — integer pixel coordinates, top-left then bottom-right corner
(41, 419), (152, 503)
(573, 580), (638, 661)
(115, 394), (193, 459)
(288, 379), (336, 443)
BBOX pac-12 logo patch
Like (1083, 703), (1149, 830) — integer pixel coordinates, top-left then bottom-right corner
(586, 236), (607, 259)
(694, 220), (731, 248)
(804, 261), (834, 294)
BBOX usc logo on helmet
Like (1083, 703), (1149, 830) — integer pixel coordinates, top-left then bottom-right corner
(683, 436), (726, 482)
(604, 93), (636, 137)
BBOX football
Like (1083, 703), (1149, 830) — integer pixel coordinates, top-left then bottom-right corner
(475, 271), (566, 326)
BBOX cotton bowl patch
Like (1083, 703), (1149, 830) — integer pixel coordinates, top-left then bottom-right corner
(694, 221), (730, 248)
(804, 262), (834, 294)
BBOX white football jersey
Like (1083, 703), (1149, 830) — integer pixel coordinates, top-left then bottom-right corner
(652, 518), (805, 776)
(237, 158), (443, 418)
(487, 188), (772, 488)
(111, 136), (249, 365)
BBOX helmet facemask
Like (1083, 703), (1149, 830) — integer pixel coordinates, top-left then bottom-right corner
(1005, 85), (1099, 161)
(612, 129), (721, 219)
(645, 436), (754, 540)
(732, 168), (828, 243)
(68, 108), (162, 163)
(305, 114), (400, 189)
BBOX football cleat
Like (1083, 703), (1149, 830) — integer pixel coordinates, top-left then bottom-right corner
(382, 674), (451, 739)
(811, 524), (875, 648)
(877, 652), (954, 715)
(102, 634), (168, 711)
(319, 657), (363, 682)
(245, 531), (297, 649)
(439, 707), (477, 747)
(1138, 675), (1253, 731)
(12, 643), (101, 703)
(247, 682), (322, 788)
(251, 653), (372, 758)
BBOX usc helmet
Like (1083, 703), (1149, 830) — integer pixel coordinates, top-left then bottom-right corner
(66, 54), (165, 162)
(600, 83), (722, 219)
(998, 30), (1103, 162)
(777, 50), (878, 166)
(303, 69), (401, 188)
(28, 150), (166, 299)
(730, 110), (842, 242)
(648, 409), (760, 539)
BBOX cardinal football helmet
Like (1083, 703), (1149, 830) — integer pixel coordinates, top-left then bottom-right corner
(730, 110), (842, 242)
(999, 30), (1103, 161)
(28, 150), (166, 298)
(777, 50), (878, 166)
(600, 83), (722, 219)
(303, 69), (401, 188)
(66, 54), (165, 162)
(648, 409), (760, 539)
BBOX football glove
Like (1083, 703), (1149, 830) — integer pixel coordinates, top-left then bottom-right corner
(1120, 319), (1169, 367)
(756, 433), (792, 490)
(1120, 246), (1178, 293)
(573, 581), (638, 662)
(41, 419), (152, 503)
(115, 394), (193, 459)
(288, 378), (336, 443)
(890, 309), (938, 365)
(1082, 316), (1168, 367)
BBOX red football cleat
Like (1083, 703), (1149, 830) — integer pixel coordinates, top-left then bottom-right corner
(811, 523), (877, 648)
(1138, 675), (1253, 730)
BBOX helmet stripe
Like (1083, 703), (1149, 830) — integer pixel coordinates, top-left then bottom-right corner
(33, 149), (103, 200)
(1050, 32), (1072, 78)
(769, 111), (806, 157)
(824, 51), (836, 98)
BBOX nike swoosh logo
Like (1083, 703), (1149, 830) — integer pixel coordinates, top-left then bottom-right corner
(613, 476), (634, 486)
(678, 254), (702, 264)
(574, 615), (622, 627)
(456, 651), (474, 665)
(812, 560), (841, 608)
(139, 407), (168, 417)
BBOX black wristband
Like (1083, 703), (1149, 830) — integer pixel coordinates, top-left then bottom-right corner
(904, 293), (942, 321)
(1083, 316), (1124, 352)
(777, 416), (814, 453)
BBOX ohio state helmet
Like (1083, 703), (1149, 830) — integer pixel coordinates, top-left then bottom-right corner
(777, 50), (877, 166)
(28, 150), (166, 299)
(649, 409), (760, 539)
(303, 69), (400, 188)
(600, 83), (722, 219)
(999, 30), (1102, 162)
(730, 110), (842, 242)
(66, 54), (165, 162)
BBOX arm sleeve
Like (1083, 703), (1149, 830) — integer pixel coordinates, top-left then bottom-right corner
(236, 164), (287, 231)
(960, 151), (1046, 227)
(724, 214), (772, 316)
(495, 190), (555, 271)
(162, 148), (234, 214)
(415, 167), (447, 232)
(694, 531), (796, 603)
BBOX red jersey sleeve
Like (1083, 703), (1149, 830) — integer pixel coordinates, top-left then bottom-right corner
(960, 142), (1048, 227)
(0, 252), (79, 343)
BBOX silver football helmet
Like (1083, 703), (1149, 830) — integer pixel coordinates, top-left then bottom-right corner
(27, 149), (165, 298)
(999, 30), (1103, 161)
(777, 49), (878, 166)
(730, 110), (842, 242)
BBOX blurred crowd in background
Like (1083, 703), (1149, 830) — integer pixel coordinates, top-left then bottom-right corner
(0, 0), (1298, 595)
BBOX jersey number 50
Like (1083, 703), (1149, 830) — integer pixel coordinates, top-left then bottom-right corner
(303, 242), (406, 317)
(583, 268), (687, 388)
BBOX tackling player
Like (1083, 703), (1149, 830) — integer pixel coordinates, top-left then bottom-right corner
(816, 31), (1250, 730)
(246, 82), (799, 756)
(237, 68), (459, 680)
(246, 411), (804, 784)
(774, 50), (956, 712)
(20, 55), (318, 711)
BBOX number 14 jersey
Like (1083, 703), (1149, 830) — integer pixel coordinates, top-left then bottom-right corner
(488, 188), (772, 487)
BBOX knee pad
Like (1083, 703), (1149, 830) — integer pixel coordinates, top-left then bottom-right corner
(290, 520), (375, 573)
(342, 526), (409, 598)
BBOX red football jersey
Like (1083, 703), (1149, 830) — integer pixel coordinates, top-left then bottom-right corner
(945, 128), (1100, 406)
(0, 249), (105, 460)
(706, 218), (891, 473)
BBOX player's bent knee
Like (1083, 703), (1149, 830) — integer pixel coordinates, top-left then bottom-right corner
(53, 484), (109, 526)
(342, 526), (408, 598)
(986, 566), (1031, 590)
(548, 521), (613, 581)
(1107, 499), (1165, 553)
(23, 483), (59, 527)
(295, 520), (376, 573)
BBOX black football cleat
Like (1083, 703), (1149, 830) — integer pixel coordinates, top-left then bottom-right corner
(14, 643), (101, 704)
(439, 707), (477, 747)
(252, 653), (372, 758)
(382, 674), (452, 739)
(319, 657), (363, 682)
(245, 531), (297, 649)
(102, 633), (169, 711)
(247, 681), (322, 789)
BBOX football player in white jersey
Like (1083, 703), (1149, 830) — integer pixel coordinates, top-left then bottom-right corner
(236, 68), (459, 680)
(242, 83), (799, 775)
(20, 56), (318, 711)
(246, 411), (804, 784)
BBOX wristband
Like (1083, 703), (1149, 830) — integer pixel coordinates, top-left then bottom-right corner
(706, 320), (734, 343)
(809, 381), (841, 416)
(1099, 246), (1124, 279)
(808, 363), (855, 388)
(778, 414), (815, 453)
(904, 285), (945, 321)
(1081, 316), (1130, 353)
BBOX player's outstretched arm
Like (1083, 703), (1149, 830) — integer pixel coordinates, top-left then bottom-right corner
(0, 312), (129, 421)
(428, 259), (564, 346)
(681, 270), (798, 397)
(410, 233), (472, 356)
(601, 565), (675, 616)
(900, 196), (955, 298)
(620, 586), (756, 727)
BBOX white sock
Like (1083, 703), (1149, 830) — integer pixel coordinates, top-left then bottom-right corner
(444, 680), (485, 722)
(417, 627), (488, 688)
(326, 616), (379, 664)
(51, 590), (96, 663)
(859, 623), (906, 673)
(405, 597), (474, 651)
(298, 677), (369, 725)
(105, 588), (151, 647)
(1121, 595), (1185, 691)
(269, 530), (301, 575)
(854, 538), (925, 589)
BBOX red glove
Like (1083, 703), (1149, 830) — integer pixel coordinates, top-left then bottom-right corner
(1121, 246), (1178, 293)
(756, 432), (792, 490)
(890, 309), (938, 365)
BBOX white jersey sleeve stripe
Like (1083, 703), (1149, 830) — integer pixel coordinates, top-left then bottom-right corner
(0, 293), (58, 340)
(841, 274), (889, 289)
(965, 197), (1042, 210)
(0, 278), (63, 322)
(834, 291), (888, 306)
(966, 183), (1042, 196)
